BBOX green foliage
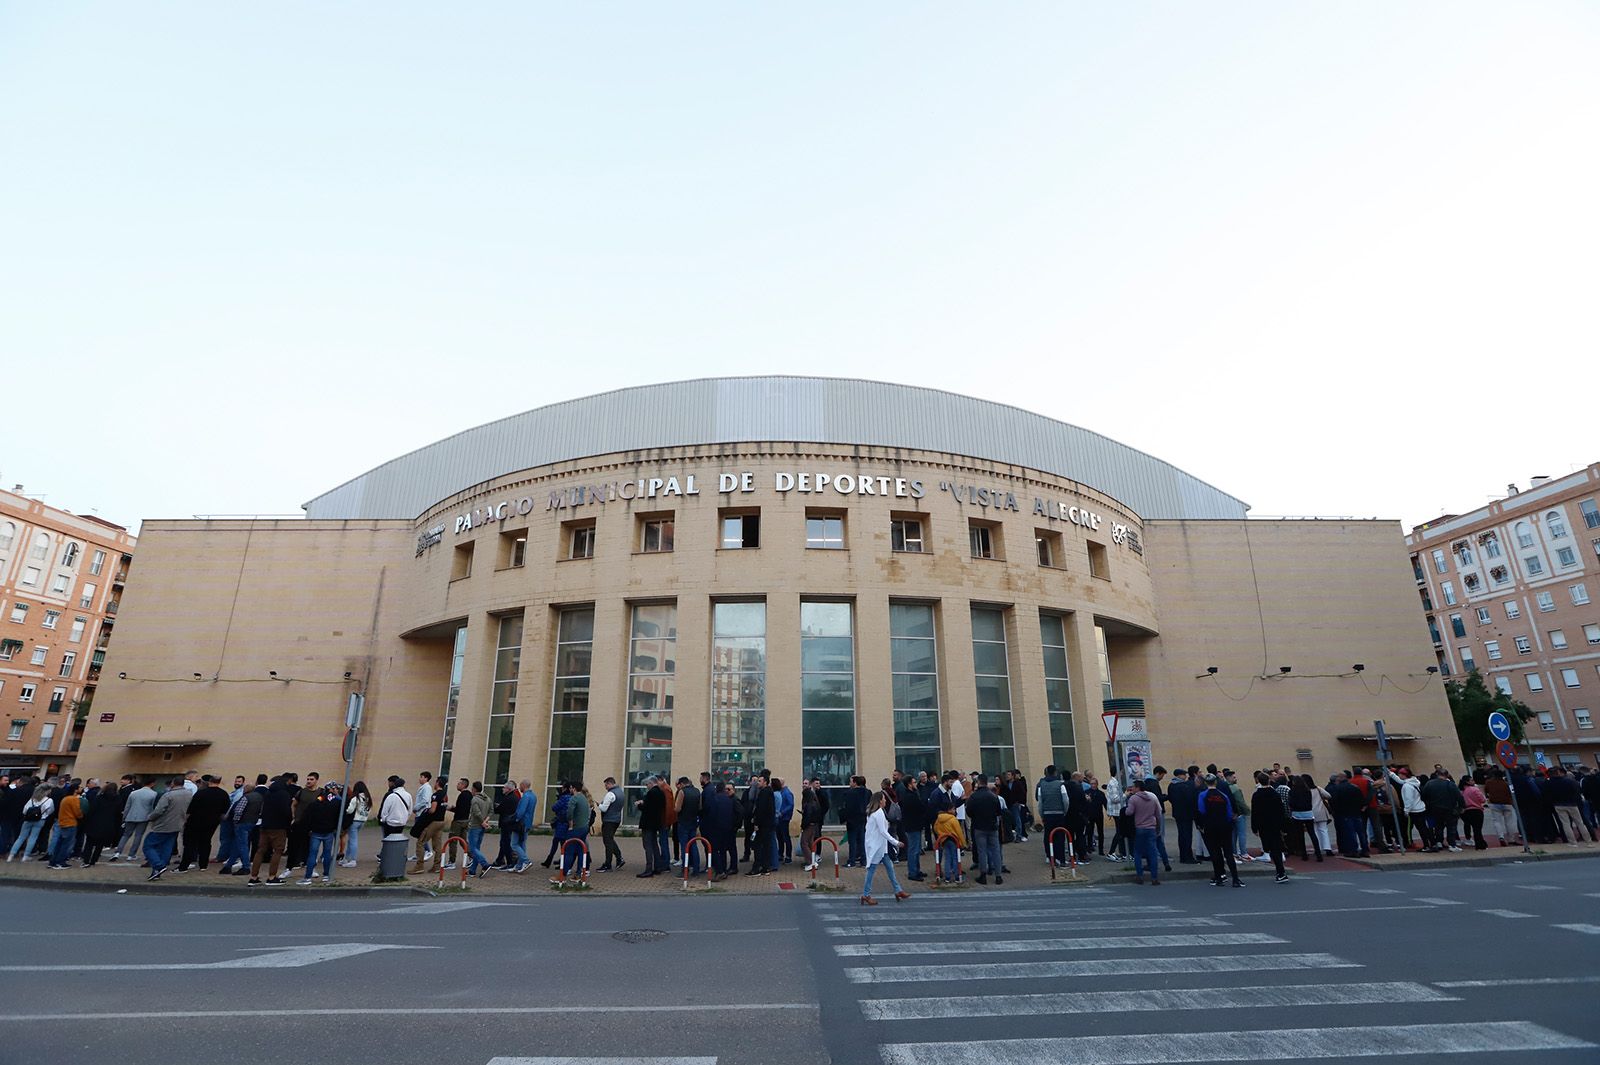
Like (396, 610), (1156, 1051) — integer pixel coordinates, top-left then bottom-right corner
(1444, 670), (1533, 758)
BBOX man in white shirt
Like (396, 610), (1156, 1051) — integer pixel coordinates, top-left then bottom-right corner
(414, 771), (435, 860)
(379, 776), (413, 834)
(181, 770), (200, 794)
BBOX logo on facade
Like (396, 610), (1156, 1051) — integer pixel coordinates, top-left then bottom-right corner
(415, 524), (444, 557)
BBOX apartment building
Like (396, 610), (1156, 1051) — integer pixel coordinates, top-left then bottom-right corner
(1408, 463), (1600, 767)
(0, 487), (135, 777)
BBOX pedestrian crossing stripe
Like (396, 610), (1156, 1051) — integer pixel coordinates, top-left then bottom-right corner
(818, 905), (1172, 921)
(807, 887), (1109, 901)
(826, 916), (1225, 937)
(486, 1060), (716, 1065)
(1414, 897), (1464, 905)
(835, 932), (1285, 957)
(1359, 888), (1402, 894)
(1556, 923), (1600, 935)
(1478, 909), (1534, 918)
(845, 952), (1358, 984)
(876, 1021), (1592, 1065)
(1515, 884), (1563, 891)
(859, 981), (1452, 1021)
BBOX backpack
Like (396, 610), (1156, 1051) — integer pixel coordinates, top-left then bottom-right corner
(23, 803), (42, 822)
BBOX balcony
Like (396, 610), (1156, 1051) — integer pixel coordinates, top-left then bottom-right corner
(113, 569), (128, 585)
(105, 600), (119, 615)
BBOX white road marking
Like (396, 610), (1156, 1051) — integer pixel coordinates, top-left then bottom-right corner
(1555, 923), (1600, 935)
(808, 887), (1107, 901)
(826, 917), (1223, 937)
(0, 942), (435, 972)
(1438, 975), (1600, 988)
(1359, 888), (1402, 894)
(876, 1021), (1593, 1065)
(185, 902), (528, 916)
(835, 932), (1284, 958)
(560, 927), (799, 935)
(846, 952), (1357, 984)
(1212, 905), (1433, 918)
(1478, 909), (1534, 919)
(487, 1059), (715, 1065)
(1409, 871), (1450, 877)
(1515, 884), (1563, 891)
(861, 981), (1451, 1021)
(0, 1003), (814, 1023)
(819, 905), (1172, 921)
(1310, 879), (1354, 884)
(1415, 897), (1464, 905)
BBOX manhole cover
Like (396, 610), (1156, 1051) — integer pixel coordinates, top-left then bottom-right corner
(612, 929), (668, 943)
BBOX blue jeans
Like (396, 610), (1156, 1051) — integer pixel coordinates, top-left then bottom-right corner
(561, 831), (589, 875)
(9, 820), (45, 859)
(466, 826), (489, 874)
(506, 824), (526, 866)
(1233, 817), (1249, 857)
(904, 832), (923, 879)
(1133, 827), (1159, 880)
(1154, 824), (1170, 868)
(305, 831), (335, 878)
(973, 828), (1002, 876)
(938, 838), (961, 880)
(655, 828), (672, 870)
(862, 853), (902, 896)
(224, 822), (252, 867)
(49, 826), (77, 867)
(143, 830), (178, 872)
(344, 820), (364, 863)
(676, 821), (701, 874)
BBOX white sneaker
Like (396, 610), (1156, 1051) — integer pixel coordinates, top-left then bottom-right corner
(1447, 846), (1462, 852)
(338, 860), (357, 868)
(322, 875), (332, 884)
(297, 878), (315, 885)
(442, 862), (456, 870)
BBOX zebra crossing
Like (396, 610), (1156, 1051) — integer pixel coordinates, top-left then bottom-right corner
(804, 885), (1595, 1064)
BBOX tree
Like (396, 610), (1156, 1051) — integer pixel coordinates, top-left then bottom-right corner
(1444, 670), (1533, 759)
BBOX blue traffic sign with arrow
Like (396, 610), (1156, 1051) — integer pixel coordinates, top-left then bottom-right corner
(1488, 711), (1512, 742)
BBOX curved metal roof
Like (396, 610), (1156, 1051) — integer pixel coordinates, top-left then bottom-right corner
(303, 377), (1249, 521)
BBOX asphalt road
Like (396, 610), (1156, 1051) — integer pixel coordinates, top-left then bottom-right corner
(0, 858), (1595, 1065)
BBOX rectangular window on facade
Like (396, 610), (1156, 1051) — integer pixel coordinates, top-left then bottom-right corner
(1087, 540), (1110, 580)
(1040, 613), (1077, 772)
(1557, 547), (1577, 567)
(544, 608), (591, 807)
(1432, 549), (1448, 573)
(57, 651), (75, 677)
(1514, 635), (1532, 654)
(1504, 601), (1521, 620)
(1454, 542), (1474, 566)
(890, 601), (940, 776)
(49, 573), (69, 594)
(1459, 646), (1476, 672)
(970, 606), (1015, 778)
(801, 601), (856, 787)
(1450, 615), (1466, 639)
(1095, 624), (1114, 702)
(21, 567), (40, 587)
(6, 721), (23, 741)
(1549, 629), (1569, 650)
(450, 542), (474, 581)
(1536, 591), (1556, 612)
(1494, 676), (1513, 697)
(30, 647), (46, 666)
(1584, 623), (1600, 645)
(639, 514), (675, 553)
(1036, 529), (1063, 568)
(1525, 672), (1544, 692)
(1572, 584), (1590, 606)
(37, 722), (54, 749)
(89, 549), (105, 576)
(805, 512), (845, 550)
(719, 510), (760, 549)
(1524, 556), (1544, 576)
(1536, 711), (1556, 732)
(1561, 668), (1581, 688)
(1483, 534), (1503, 558)
(1485, 640), (1502, 660)
(47, 687), (65, 713)
(7, 604), (25, 624)
(19, 684), (36, 703)
(1576, 708), (1594, 729)
(1441, 581), (1457, 606)
(711, 601), (766, 786)
(68, 617), (86, 643)
(79, 583), (95, 609)
(625, 602), (677, 815)
(483, 614), (525, 794)
(566, 521), (596, 560)
(968, 520), (999, 560)
(1476, 608), (1492, 625)
(0, 640), (16, 660)
(28, 534), (48, 561)
(890, 516), (925, 553)
(437, 625), (467, 779)
(498, 529), (527, 569)
(42, 610), (59, 630)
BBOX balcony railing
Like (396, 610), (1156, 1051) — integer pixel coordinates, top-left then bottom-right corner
(105, 601), (119, 615)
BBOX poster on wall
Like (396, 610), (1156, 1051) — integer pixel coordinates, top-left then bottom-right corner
(1120, 741), (1153, 785)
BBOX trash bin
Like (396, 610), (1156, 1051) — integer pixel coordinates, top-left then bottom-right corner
(378, 832), (410, 880)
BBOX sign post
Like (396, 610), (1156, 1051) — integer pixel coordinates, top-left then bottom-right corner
(1488, 711), (1533, 855)
(1100, 712), (1119, 777)
(328, 691), (364, 885)
(1373, 720), (1407, 854)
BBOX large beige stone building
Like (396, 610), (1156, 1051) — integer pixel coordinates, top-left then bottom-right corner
(1407, 463), (1600, 768)
(77, 378), (1457, 807)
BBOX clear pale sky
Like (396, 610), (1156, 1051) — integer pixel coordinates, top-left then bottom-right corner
(2, 3), (1596, 534)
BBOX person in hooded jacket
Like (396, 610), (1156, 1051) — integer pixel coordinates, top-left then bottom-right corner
(1250, 770), (1289, 883)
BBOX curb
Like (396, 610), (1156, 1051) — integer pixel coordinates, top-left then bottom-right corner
(0, 877), (435, 899)
(1344, 849), (1600, 873)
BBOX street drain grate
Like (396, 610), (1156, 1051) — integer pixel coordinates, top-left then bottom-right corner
(612, 929), (668, 943)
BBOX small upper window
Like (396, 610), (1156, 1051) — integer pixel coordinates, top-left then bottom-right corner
(568, 523), (596, 560)
(1514, 635), (1532, 654)
(1515, 522), (1535, 549)
(720, 512), (760, 550)
(1476, 608), (1492, 625)
(21, 566), (40, 587)
(806, 513), (845, 550)
(1524, 556), (1544, 576)
(1504, 601), (1521, 620)
(890, 517), (924, 554)
(1432, 549), (1448, 573)
(1549, 629), (1569, 650)
(640, 516), (675, 554)
(1536, 591), (1556, 612)
(61, 542), (79, 568)
(1561, 668), (1581, 688)
(1572, 584), (1591, 606)
(49, 573), (69, 594)
(8, 604), (28, 623)
(968, 521), (997, 560)
(1547, 511), (1568, 539)
(42, 610), (59, 630)
(89, 549), (106, 575)
(1556, 546), (1577, 567)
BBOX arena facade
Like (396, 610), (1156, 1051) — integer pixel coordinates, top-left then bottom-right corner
(78, 378), (1459, 807)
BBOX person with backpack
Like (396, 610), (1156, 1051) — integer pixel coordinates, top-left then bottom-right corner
(6, 785), (52, 862)
(1196, 773), (1242, 888)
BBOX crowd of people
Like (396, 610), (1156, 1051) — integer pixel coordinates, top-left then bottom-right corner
(2, 757), (1595, 898)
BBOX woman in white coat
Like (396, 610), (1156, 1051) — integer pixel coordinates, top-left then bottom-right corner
(861, 793), (909, 905)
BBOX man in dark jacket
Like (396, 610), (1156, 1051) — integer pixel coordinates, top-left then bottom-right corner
(1167, 769), (1198, 864)
(179, 775), (230, 871)
(675, 777), (702, 875)
(698, 782), (735, 880)
(896, 777), (927, 880)
(1065, 773), (1093, 863)
(1250, 771), (1289, 882)
(1034, 766), (1068, 866)
(1197, 774), (1241, 887)
(221, 775), (266, 875)
(1327, 772), (1368, 857)
(636, 775), (667, 877)
(249, 775), (296, 884)
(1420, 772), (1464, 853)
(749, 775), (776, 876)
(965, 775), (1004, 885)
(841, 775), (871, 868)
